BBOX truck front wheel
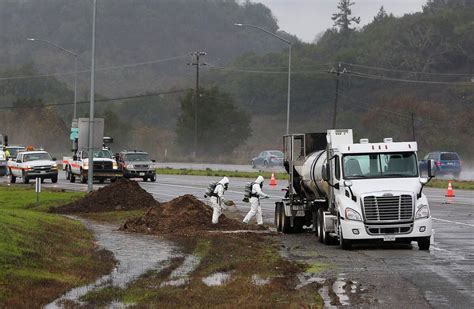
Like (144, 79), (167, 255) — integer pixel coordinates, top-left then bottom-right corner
(418, 237), (430, 251)
(338, 221), (352, 250)
(80, 173), (87, 184)
(70, 174), (76, 183)
(52, 175), (58, 183)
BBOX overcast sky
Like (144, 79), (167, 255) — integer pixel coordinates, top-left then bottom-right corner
(253, 0), (427, 42)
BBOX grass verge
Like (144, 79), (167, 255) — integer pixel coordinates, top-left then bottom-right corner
(0, 186), (115, 307)
(156, 167), (289, 180)
(427, 179), (474, 190)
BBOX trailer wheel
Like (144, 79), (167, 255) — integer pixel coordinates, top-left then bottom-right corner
(280, 205), (292, 234)
(417, 237), (430, 251)
(274, 202), (282, 232)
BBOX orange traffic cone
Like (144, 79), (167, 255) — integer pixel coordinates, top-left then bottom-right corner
(270, 173), (277, 186)
(445, 181), (455, 198)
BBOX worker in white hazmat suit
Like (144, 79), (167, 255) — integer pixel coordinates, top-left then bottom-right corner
(243, 175), (268, 225)
(210, 177), (230, 224)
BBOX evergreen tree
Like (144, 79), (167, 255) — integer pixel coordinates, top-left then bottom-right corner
(373, 6), (388, 22)
(331, 0), (361, 33)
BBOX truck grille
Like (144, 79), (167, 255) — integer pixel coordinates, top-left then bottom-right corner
(33, 166), (52, 172)
(93, 162), (112, 170)
(363, 194), (413, 222)
(134, 164), (149, 169)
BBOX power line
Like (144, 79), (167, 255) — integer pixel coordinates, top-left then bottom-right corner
(207, 63), (328, 75)
(348, 71), (474, 86)
(0, 89), (190, 110)
(342, 62), (473, 77)
(0, 55), (188, 81)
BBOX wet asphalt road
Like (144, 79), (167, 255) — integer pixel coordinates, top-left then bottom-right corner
(2, 173), (473, 308)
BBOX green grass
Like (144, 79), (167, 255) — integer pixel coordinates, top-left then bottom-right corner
(0, 186), (115, 307)
(427, 179), (474, 190)
(156, 167), (288, 180)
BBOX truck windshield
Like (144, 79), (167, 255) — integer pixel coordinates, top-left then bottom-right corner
(124, 153), (150, 161)
(83, 150), (113, 159)
(343, 152), (418, 179)
(23, 153), (52, 162)
(7, 147), (25, 157)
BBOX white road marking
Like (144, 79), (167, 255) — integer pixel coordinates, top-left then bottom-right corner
(432, 217), (474, 228)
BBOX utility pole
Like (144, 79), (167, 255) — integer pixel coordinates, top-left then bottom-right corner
(411, 112), (416, 141)
(328, 63), (347, 129)
(188, 51), (206, 159)
(87, 0), (97, 193)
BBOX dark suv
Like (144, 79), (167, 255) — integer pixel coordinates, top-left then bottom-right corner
(419, 151), (462, 178)
(116, 150), (156, 182)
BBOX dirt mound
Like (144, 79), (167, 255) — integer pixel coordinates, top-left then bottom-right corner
(121, 194), (261, 236)
(52, 178), (159, 213)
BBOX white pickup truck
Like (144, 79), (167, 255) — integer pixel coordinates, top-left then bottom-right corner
(63, 148), (122, 184)
(7, 150), (58, 184)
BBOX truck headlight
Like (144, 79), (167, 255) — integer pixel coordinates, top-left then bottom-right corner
(52, 163), (58, 169)
(83, 163), (89, 170)
(416, 205), (430, 219)
(113, 162), (118, 169)
(126, 164), (134, 169)
(345, 208), (362, 221)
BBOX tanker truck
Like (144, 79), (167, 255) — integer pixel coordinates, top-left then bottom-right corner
(275, 129), (435, 250)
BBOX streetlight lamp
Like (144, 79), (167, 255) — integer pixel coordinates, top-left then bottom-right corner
(27, 38), (79, 121)
(234, 23), (292, 134)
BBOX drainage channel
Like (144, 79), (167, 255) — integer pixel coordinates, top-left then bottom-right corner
(45, 217), (178, 308)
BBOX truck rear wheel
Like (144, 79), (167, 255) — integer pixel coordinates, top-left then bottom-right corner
(318, 208), (333, 245)
(9, 171), (16, 184)
(150, 175), (156, 182)
(418, 237), (430, 251)
(70, 174), (75, 183)
(22, 172), (29, 184)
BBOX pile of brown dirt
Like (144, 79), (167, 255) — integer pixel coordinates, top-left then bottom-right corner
(121, 194), (262, 236)
(52, 178), (159, 213)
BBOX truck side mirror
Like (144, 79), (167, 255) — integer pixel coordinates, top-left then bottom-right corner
(322, 163), (330, 181)
(427, 159), (435, 178)
(52, 157), (57, 161)
(152, 159), (156, 163)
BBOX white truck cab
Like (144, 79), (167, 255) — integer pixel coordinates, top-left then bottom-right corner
(277, 129), (433, 250)
(327, 131), (432, 249)
(8, 151), (58, 184)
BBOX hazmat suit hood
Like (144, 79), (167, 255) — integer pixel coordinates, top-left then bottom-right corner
(255, 175), (264, 184)
(219, 177), (229, 185)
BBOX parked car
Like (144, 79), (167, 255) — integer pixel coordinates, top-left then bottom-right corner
(0, 146), (25, 176)
(419, 151), (462, 178)
(116, 150), (156, 182)
(251, 150), (284, 168)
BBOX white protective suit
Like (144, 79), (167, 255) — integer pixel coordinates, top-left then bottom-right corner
(210, 177), (229, 224)
(243, 175), (268, 225)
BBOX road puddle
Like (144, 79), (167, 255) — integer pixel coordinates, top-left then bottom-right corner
(333, 276), (350, 306)
(251, 274), (271, 286)
(202, 271), (232, 286)
(161, 255), (201, 287)
(45, 218), (177, 308)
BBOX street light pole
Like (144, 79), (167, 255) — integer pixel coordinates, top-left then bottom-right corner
(87, 0), (97, 193)
(188, 51), (206, 159)
(234, 23), (292, 134)
(27, 38), (78, 121)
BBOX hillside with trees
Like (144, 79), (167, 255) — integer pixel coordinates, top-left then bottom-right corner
(0, 0), (473, 162)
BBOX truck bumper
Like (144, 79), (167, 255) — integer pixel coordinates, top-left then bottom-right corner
(81, 169), (123, 178)
(123, 170), (155, 178)
(25, 171), (58, 179)
(341, 217), (432, 241)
